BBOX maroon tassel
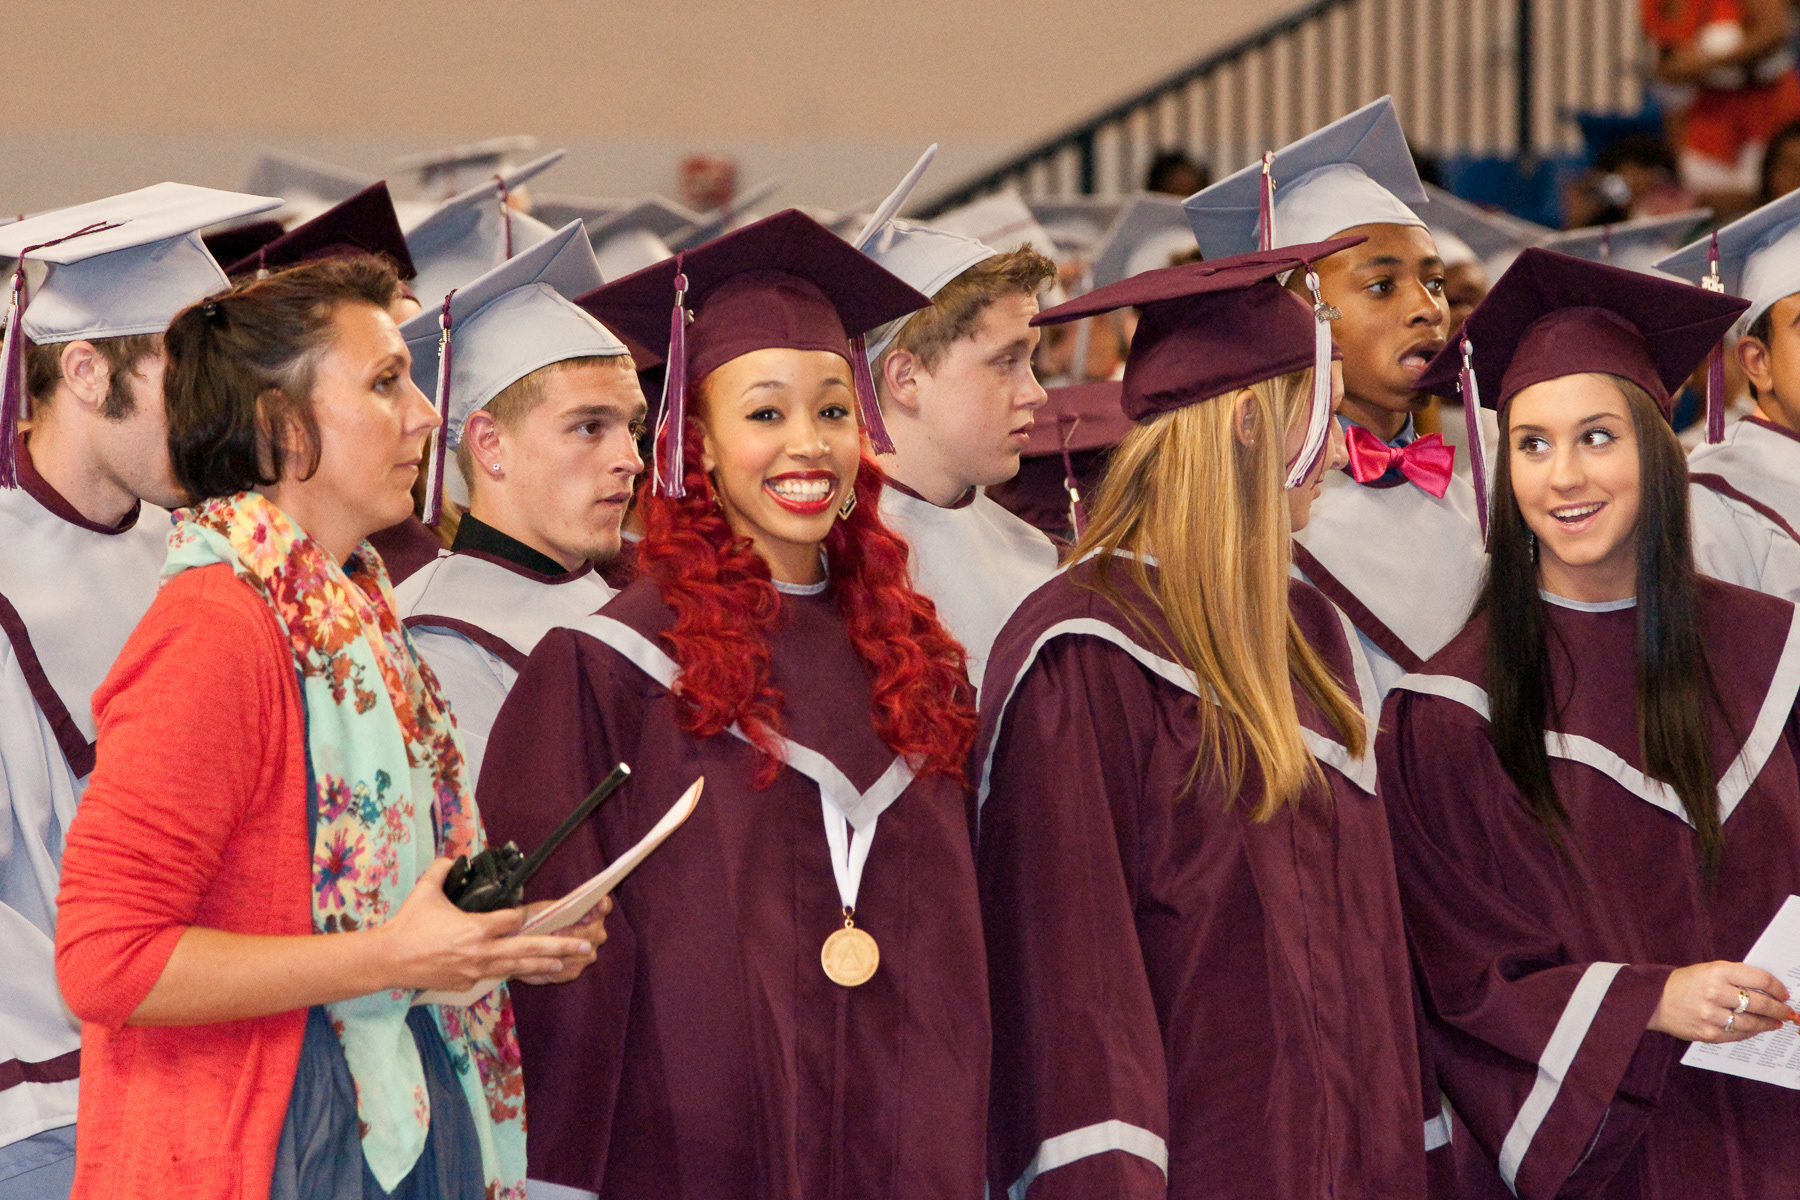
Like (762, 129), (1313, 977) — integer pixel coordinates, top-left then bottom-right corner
(1057, 413), (1088, 538)
(1257, 151), (1276, 253)
(653, 258), (690, 498)
(0, 266), (25, 489)
(0, 220), (122, 489)
(495, 174), (513, 260)
(1704, 230), (1727, 444)
(848, 333), (895, 455)
(1460, 335), (1490, 547)
(422, 290), (455, 525)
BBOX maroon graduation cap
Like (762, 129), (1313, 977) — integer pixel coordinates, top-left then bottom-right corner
(1032, 236), (1362, 489)
(1032, 237), (1361, 420)
(202, 220), (285, 270)
(577, 208), (930, 496)
(222, 182), (417, 281)
(1022, 381), (1135, 536)
(1414, 246), (1749, 537)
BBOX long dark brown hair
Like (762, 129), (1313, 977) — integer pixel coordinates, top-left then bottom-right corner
(1480, 374), (1726, 874)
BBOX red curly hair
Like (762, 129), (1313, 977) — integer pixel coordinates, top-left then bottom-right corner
(636, 412), (976, 787)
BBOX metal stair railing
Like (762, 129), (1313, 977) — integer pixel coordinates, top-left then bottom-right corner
(916, 0), (1646, 216)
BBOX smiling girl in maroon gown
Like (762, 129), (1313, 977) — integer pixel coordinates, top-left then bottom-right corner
(1391, 248), (1800, 1198)
(475, 211), (988, 1200)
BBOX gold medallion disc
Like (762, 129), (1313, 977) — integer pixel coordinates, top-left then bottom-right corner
(821, 924), (880, 987)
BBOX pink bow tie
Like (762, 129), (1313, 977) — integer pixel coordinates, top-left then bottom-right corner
(1344, 426), (1455, 498)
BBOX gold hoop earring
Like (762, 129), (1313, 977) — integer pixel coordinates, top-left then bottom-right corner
(838, 488), (858, 519)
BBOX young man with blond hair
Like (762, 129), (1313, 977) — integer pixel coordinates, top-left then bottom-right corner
(861, 222), (1061, 688)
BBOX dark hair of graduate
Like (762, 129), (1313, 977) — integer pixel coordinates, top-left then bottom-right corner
(1479, 374), (1725, 874)
(163, 254), (400, 500)
(634, 408), (977, 788)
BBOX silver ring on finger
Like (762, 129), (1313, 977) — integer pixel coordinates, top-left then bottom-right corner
(1725, 1012), (1739, 1033)
(1736, 989), (1752, 1014)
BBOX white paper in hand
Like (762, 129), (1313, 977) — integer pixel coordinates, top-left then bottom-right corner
(1682, 893), (1800, 1086)
(416, 777), (704, 1006)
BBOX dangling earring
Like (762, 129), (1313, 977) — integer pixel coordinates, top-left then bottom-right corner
(838, 488), (858, 519)
(1527, 529), (1538, 559)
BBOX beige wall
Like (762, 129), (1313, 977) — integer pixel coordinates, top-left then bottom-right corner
(2, 0), (1311, 214)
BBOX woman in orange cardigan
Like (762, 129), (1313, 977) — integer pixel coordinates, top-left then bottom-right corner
(54, 255), (606, 1200)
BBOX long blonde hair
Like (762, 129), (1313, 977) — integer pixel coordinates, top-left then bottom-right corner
(1073, 368), (1366, 820)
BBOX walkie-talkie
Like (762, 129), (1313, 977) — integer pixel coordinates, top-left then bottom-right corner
(444, 763), (631, 912)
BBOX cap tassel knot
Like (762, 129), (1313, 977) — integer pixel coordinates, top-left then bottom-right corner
(652, 258), (690, 498)
(849, 333), (895, 455)
(1057, 412), (1088, 538)
(1460, 334), (1491, 547)
(1257, 152), (1277, 253)
(0, 219), (123, 489)
(1285, 268), (1337, 490)
(422, 290), (455, 525)
(1703, 230), (1727, 444)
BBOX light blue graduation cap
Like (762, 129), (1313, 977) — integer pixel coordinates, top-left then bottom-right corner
(404, 150), (565, 310)
(931, 186), (1058, 256)
(399, 220), (627, 516)
(1658, 191), (1800, 336)
(394, 135), (540, 199)
(1183, 95), (1428, 259)
(587, 198), (702, 281)
(854, 145), (1000, 363)
(1420, 183), (1551, 271)
(242, 150), (377, 223)
(1540, 209), (1710, 276)
(1029, 197), (1126, 261)
(0, 182), (281, 485)
(1090, 194), (1199, 288)
(531, 195), (634, 232)
(667, 177), (786, 251)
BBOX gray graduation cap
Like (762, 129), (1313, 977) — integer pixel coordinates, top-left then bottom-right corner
(394, 135), (540, 199)
(1183, 95), (1428, 259)
(0, 182), (281, 486)
(404, 150), (565, 311)
(667, 177), (786, 251)
(587, 197), (701, 282)
(1420, 183), (1551, 271)
(1089, 194), (1200, 288)
(242, 150), (377, 223)
(854, 145), (1000, 364)
(1540, 209), (1711, 276)
(532, 194), (636, 233)
(399, 220), (627, 514)
(1658, 190), (1800, 335)
(931, 186), (1058, 256)
(1028, 197), (1126, 262)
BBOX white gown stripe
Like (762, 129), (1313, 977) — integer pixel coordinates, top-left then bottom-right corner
(565, 615), (911, 830)
(525, 1180), (597, 1200)
(1397, 616), (1800, 826)
(1496, 962), (1625, 1192)
(1715, 604), (1800, 821)
(1424, 1095), (1453, 1152)
(1008, 1119), (1169, 1200)
(980, 616), (1367, 811)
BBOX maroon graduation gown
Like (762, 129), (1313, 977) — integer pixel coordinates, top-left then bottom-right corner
(1379, 579), (1800, 1199)
(478, 575), (989, 1199)
(975, 558), (1432, 1199)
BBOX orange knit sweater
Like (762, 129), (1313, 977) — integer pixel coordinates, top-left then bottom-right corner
(55, 564), (313, 1200)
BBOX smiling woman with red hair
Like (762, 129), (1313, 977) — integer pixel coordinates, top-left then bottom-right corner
(474, 210), (987, 1200)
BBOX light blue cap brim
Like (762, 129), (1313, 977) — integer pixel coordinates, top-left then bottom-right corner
(400, 220), (627, 448)
(859, 218), (997, 362)
(0, 182), (281, 342)
(1658, 193), (1800, 333)
(1182, 95), (1428, 258)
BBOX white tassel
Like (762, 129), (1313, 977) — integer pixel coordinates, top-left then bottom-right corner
(1285, 268), (1336, 489)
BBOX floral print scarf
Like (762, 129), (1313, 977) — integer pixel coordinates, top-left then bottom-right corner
(163, 492), (526, 1197)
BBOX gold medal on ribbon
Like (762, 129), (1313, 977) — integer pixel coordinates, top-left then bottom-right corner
(821, 907), (879, 987)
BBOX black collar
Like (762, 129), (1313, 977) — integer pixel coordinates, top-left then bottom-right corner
(451, 513), (572, 577)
